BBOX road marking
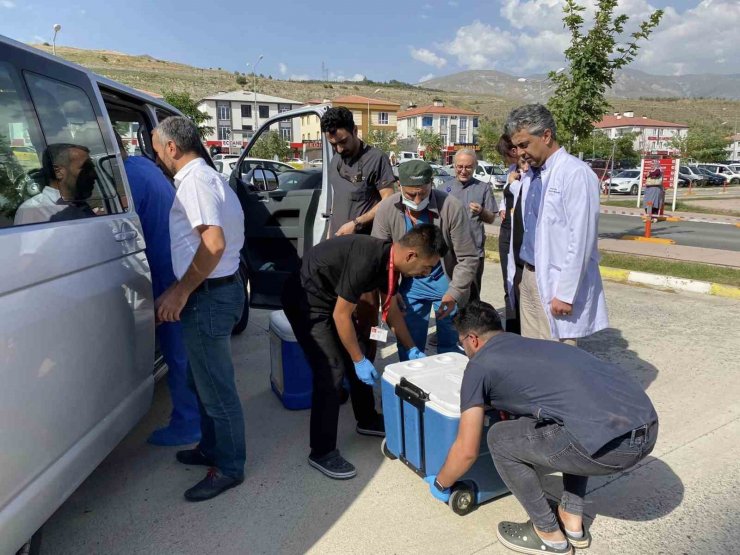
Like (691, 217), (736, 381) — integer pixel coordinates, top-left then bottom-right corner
(620, 235), (676, 245)
(710, 283), (740, 299)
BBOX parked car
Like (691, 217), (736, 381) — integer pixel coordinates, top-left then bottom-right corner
(692, 165), (727, 187)
(698, 163), (740, 184)
(678, 165), (707, 188)
(607, 169), (642, 195)
(431, 165), (455, 190)
(214, 155), (240, 179)
(308, 158), (323, 167)
(0, 35), (185, 554)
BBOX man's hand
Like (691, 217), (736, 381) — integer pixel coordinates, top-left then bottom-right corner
(469, 202), (483, 216)
(507, 169), (520, 184)
(354, 357), (379, 385)
(435, 294), (457, 320)
(551, 297), (573, 317)
(155, 284), (189, 323)
(423, 475), (451, 503)
(498, 209), (506, 221)
(335, 220), (357, 236)
(407, 346), (426, 360)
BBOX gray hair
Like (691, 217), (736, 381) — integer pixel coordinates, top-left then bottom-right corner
(154, 116), (202, 154)
(505, 104), (557, 141)
(453, 148), (478, 164)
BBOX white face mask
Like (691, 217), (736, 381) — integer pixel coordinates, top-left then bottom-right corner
(402, 195), (429, 212)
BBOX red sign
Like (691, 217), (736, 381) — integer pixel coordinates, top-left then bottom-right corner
(641, 157), (677, 190)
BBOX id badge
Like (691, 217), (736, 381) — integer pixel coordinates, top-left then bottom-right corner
(370, 325), (389, 343)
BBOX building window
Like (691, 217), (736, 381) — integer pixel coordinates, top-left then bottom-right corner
(240, 104), (252, 118)
(441, 134), (448, 146)
(460, 117), (468, 130)
(378, 112), (389, 125)
(472, 117), (479, 128)
(422, 116), (433, 127)
(242, 125), (253, 131)
(259, 105), (270, 119)
(439, 116), (448, 131)
(217, 103), (230, 121)
(218, 126), (231, 141)
(278, 103), (291, 113)
(459, 133), (467, 143)
(280, 128), (292, 141)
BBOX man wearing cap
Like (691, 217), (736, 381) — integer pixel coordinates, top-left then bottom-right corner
(372, 160), (479, 359)
(446, 148), (498, 301)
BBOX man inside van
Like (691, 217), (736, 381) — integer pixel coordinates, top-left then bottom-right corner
(152, 117), (246, 502)
(14, 143), (95, 225)
(114, 131), (201, 447)
(426, 301), (658, 555)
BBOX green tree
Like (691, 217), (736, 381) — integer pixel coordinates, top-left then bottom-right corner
(0, 133), (30, 221)
(235, 75), (247, 86)
(162, 91), (214, 139)
(670, 126), (729, 162)
(367, 129), (397, 155)
(416, 129), (443, 163)
(575, 131), (640, 163)
(477, 119), (502, 163)
(249, 130), (291, 161)
(547, 0), (663, 145)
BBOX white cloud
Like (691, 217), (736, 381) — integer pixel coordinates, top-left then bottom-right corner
(410, 47), (447, 68)
(434, 0), (740, 75)
(289, 74), (310, 81)
(1, 1), (16, 8)
(278, 62), (288, 76)
(418, 73), (435, 83)
(329, 72), (366, 82)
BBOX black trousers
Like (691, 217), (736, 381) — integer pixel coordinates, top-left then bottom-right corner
(469, 256), (486, 303)
(282, 277), (378, 457)
(498, 227), (521, 334)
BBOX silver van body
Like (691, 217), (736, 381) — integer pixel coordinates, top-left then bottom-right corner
(0, 35), (179, 553)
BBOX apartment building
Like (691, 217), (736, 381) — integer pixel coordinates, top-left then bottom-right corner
(594, 112), (688, 155)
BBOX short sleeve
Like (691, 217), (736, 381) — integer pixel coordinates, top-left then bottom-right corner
(483, 184), (498, 213)
(180, 171), (224, 230)
(373, 152), (396, 191)
(335, 240), (385, 303)
(460, 362), (487, 412)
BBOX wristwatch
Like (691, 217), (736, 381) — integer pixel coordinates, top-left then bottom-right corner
(433, 478), (447, 492)
(353, 217), (363, 231)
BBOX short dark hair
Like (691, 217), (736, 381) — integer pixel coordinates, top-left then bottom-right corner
(398, 223), (448, 259)
(496, 134), (514, 158)
(42, 143), (90, 185)
(155, 116), (202, 154)
(453, 300), (503, 336)
(321, 107), (355, 134)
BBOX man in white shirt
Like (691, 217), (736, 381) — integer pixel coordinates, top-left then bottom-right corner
(504, 104), (608, 342)
(14, 143), (95, 225)
(152, 116), (246, 502)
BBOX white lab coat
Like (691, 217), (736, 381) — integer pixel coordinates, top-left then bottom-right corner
(506, 147), (608, 339)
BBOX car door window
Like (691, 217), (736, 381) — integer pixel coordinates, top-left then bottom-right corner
(0, 63), (45, 228)
(22, 72), (126, 224)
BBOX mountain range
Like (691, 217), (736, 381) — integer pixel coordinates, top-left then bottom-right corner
(421, 69), (740, 101)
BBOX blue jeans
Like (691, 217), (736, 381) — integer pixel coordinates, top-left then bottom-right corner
(181, 278), (246, 480)
(488, 417), (657, 532)
(397, 278), (460, 361)
(156, 321), (200, 430)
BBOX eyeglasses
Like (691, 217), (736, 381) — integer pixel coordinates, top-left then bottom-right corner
(455, 165), (474, 171)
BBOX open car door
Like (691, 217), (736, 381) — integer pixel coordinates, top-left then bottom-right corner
(230, 105), (332, 309)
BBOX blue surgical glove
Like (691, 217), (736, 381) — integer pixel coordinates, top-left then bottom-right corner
(408, 346), (426, 360)
(423, 475), (451, 503)
(354, 357), (379, 386)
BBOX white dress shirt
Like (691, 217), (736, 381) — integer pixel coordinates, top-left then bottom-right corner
(13, 186), (64, 225)
(170, 158), (244, 281)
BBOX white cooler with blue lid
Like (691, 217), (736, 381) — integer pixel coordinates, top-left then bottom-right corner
(269, 310), (312, 410)
(380, 353), (509, 514)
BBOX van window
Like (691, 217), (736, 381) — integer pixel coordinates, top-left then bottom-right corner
(21, 72), (127, 224)
(0, 64), (44, 228)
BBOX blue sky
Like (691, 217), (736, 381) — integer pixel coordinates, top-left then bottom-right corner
(1, 0), (737, 81)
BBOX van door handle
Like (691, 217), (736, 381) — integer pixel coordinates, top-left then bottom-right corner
(114, 230), (138, 242)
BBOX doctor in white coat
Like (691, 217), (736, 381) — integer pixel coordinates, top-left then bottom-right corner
(504, 104), (608, 341)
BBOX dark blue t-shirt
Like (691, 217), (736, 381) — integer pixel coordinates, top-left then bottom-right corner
(124, 156), (176, 296)
(460, 333), (658, 455)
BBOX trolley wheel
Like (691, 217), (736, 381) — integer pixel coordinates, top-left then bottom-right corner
(448, 485), (475, 516)
(381, 439), (397, 460)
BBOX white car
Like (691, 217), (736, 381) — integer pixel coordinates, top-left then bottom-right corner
(607, 169), (642, 195)
(215, 157), (293, 181)
(697, 163), (740, 185)
(473, 161), (508, 189)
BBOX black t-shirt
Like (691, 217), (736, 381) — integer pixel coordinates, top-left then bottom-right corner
(300, 235), (392, 313)
(460, 333), (658, 455)
(328, 142), (395, 236)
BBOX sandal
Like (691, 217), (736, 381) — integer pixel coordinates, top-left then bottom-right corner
(497, 521), (573, 554)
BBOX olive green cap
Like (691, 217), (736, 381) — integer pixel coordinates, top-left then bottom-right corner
(398, 159), (433, 187)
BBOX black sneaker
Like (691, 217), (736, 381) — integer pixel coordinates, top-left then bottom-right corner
(176, 448), (214, 467)
(308, 450), (357, 479)
(184, 468), (244, 502)
(356, 417), (385, 437)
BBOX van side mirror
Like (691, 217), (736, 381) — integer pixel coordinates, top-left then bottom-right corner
(252, 168), (280, 192)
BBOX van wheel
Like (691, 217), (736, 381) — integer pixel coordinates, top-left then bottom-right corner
(232, 263), (250, 335)
(16, 527), (42, 555)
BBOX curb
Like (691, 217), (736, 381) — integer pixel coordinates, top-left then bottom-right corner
(483, 250), (740, 300)
(599, 208), (740, 226)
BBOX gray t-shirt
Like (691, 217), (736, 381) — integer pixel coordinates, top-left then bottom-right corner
(447, 177), (497, 256)
(328, 142), (395, 235)
(460, 333), (658, 455)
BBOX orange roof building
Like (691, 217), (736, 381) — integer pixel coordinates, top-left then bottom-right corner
(299, 95), (401, 142)
(595, 111), (688, 155)
(396, 100), (481, 155)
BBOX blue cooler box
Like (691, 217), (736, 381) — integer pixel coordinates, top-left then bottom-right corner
(269, 310), (312, 410)
(381, 353), (509, 514)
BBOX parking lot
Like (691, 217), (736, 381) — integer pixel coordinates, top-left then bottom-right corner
(41, 263), (740, 555)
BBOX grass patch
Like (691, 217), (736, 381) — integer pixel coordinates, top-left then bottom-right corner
(601, 199), (740, 217)
(599, 252), (740, 287)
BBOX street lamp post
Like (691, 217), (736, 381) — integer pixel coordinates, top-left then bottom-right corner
(366, 88), (382, 140)
(247, 55), (264, 133)
(52, 24), (61, 56)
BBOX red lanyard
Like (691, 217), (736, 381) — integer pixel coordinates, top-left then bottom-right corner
(381, 245), (397, 324)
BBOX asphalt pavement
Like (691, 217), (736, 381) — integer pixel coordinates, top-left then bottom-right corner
(41, 263), (740, 555)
